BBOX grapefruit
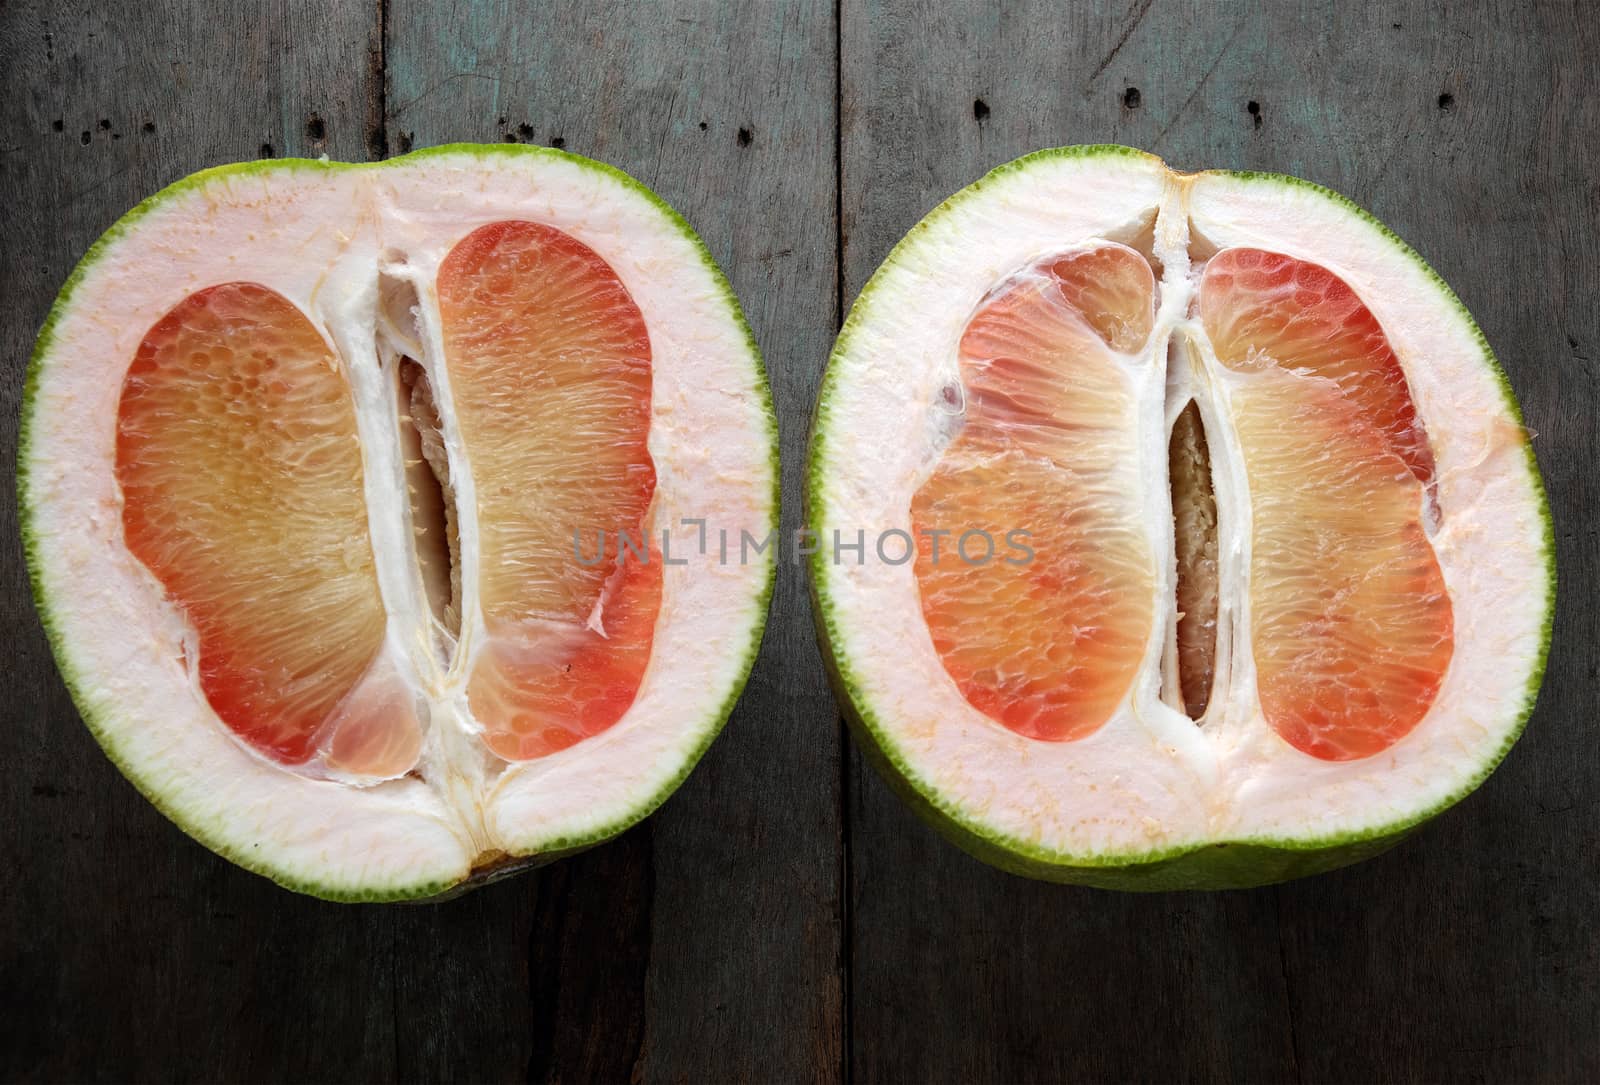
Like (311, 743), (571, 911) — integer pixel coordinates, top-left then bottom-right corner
(808, 146), (1553, 888)
(21, 146), (777, 900)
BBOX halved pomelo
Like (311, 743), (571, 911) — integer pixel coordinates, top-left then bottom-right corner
(21, 146), (777, 901)
(808, 146), (1553, 889)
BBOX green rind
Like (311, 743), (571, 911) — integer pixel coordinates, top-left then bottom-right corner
(806, 144), (1556, 890)
(19, 143), (779, 903)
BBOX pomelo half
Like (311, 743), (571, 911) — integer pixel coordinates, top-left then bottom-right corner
(808, 146), (1553, 889)
(21, 146), (777, 901)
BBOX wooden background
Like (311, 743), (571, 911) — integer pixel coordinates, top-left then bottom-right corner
(2, 1), (1595, 1081)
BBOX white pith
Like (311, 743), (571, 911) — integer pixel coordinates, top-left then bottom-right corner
(813, 150), (1548, 859)
(25, 153), (775, 895)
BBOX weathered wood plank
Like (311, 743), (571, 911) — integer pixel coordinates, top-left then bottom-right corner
(839, 1), (1597, 1081)
(1245, 4), (1598, 1081)
(5, 0), (1595, 1080)
(0, 3), (409, 1082)
(384, 2), (843, 1080)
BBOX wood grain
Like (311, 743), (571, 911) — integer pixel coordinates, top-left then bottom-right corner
(1, 0), (1596, 1081)
(383, 2), (846, 1081)
(1, 1), (844, 1081)
(840, 1), (1598, 1082)
(0, 3), (416, 1081)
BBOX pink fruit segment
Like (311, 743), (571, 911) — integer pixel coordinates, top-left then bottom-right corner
(911, 244), (1157, 741)
(117, 283), (416, 772)
(437, 221), (660, 761)
(1201, 248), (1454, 761)
(1200, 248), (1437, 490)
